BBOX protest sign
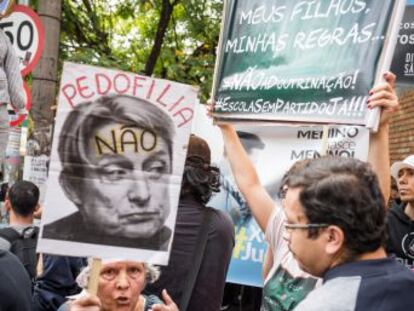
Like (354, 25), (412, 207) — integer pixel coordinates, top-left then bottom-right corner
(193, 104), (369, 287)
(23, 155), (48, 203)
(212, 0), (405, 127)
(391, 5), (414, 84)
(37, 62), (198, 264)
(22, 126), (52, 204)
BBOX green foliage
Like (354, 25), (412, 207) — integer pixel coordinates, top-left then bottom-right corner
(60, 0), (223, 102)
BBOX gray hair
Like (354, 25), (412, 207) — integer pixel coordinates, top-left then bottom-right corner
(76, 259), (160, 288)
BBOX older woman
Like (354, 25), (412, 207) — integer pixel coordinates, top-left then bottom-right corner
(58, 260), (178, 311)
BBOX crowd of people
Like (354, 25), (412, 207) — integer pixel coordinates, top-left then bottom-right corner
(0, 70), (414, 311)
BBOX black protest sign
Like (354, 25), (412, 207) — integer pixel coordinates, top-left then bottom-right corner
(391, 5), (414, 84)
(213, 0), (404, 125)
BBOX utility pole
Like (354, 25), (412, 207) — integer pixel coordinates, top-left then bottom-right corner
(23, 0), (61, 200)
(30, 0), (61, 131)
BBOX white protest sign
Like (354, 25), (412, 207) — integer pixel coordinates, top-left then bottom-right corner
(38, 63), (198, 264)
(193, 104), (369, 286)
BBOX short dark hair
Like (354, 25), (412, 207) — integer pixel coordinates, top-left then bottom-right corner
(287, 157), (386, 260)
(278, 159), (310, 199)
(8, 181), (39, 217)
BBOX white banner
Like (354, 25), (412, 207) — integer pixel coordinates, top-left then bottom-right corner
(38, 62), (198, 264)
(193, 104), (369, 286)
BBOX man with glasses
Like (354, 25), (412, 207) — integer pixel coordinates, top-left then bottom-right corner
(216, 72), (401, 310)
(286, 157), (414, 310)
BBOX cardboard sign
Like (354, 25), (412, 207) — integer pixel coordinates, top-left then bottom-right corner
(38, 63), (198, 264)
(193, 104), (369, 287)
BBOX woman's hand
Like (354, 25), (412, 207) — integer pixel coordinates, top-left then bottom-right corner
(150, 290), (179, 311)
(67, 294), (101, 311)
(368, 71), (400, 126)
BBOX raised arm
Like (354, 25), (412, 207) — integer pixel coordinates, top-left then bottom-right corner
(367, 72), (399, 204)
(218, 123), (274, 232)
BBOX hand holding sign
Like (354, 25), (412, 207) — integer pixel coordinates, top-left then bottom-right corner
(367, 72), (399, 126)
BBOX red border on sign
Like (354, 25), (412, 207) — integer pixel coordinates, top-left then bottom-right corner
(13, 5), (45, 76)
(10, 81), (31, 127)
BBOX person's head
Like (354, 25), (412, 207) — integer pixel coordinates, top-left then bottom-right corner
(181, 134), (220, 203)
(282, 157), (386, 278)
(5, 181), (39, 218)
(76, 259), (159, 311)
(277, 159), (311, 200)
(58, 95), (175, 238)
(237, 131), (264, 163)
(391, 155), (414, 205)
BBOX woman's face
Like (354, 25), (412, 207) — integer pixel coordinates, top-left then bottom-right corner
(98, 261), (146, 311)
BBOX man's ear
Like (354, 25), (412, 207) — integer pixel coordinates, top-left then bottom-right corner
(59, 173), (82, 206)
(325, 226), (344, 255)
(4, 198), (11, 212)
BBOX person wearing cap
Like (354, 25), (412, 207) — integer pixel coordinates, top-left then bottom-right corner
(57, 259), (178, 311)
(145, 134), (235, 311)
(42, 95), (175, 251)
(387, 155), (414, 269)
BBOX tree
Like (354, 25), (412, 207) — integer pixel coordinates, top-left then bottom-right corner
(60, 0), (223, 101)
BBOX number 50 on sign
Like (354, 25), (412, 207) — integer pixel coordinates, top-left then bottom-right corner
(0, 5), (45, 76)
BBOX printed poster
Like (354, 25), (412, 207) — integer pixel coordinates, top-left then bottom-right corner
(391, 5), (414, 84)
(193, 104), (370, 286)
(38, 62), (198, 264)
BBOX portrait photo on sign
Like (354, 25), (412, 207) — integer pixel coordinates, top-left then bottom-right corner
(38, 63), (197, 264)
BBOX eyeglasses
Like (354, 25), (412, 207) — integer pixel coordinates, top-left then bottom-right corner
(283, 223), (329, 233)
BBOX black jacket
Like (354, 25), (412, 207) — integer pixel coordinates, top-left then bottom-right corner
(145, 193), (235, 311)
(0, 250), (32, 310)
(386, 203), (414, 269)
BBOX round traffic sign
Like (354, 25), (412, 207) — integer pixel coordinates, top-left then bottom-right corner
(0, 5), (45, 76)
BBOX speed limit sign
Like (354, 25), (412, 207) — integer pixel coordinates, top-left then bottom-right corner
(0, 5), (45, 76)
